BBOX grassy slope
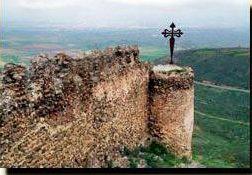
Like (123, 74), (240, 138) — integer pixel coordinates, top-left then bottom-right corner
(122, 141), (189, 168)
(195, 82), (250, 123)
(193, 83), (250, 168)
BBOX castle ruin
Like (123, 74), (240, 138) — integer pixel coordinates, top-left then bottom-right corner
(0, 46), (194, 168)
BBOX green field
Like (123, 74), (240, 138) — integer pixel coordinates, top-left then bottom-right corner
(193, 83), (250, 168)
(139, 46), (167, 62)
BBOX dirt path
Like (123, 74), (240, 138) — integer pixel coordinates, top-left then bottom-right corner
(194, 81), (250, 93)
(195, 110), (250, 126)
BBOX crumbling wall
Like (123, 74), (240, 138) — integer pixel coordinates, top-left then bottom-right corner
(0, 47), (195, 168)
(149, 65), (194, 158)
(0, 46), (150, 167)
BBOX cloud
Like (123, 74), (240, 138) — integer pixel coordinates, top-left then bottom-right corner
(107, 0), (246, 9)
(17, 0), (79, 9)
(107, 0), (176, 6)
(4, 0), (249, 28)
(15, 0), (248, 10)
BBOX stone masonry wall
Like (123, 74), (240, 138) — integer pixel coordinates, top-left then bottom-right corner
(0, 46), (150, 167)
(0, 46), (194, 167)
(149, 65), (194, 158)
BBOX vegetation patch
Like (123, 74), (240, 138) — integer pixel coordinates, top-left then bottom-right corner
(122, 141), (190, 168)
(166, 67), (187, 74)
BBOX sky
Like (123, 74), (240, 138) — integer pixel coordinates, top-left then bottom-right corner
(2, 0), (250, 29)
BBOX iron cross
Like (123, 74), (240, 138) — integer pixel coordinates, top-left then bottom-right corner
(161, 22), (183, 64)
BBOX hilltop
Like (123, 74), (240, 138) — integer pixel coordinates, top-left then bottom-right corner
(154, 47), (250, 90)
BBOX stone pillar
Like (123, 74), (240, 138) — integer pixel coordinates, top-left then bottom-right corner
(149, 65), (194, 158)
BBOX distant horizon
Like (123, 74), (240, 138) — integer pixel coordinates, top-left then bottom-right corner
(2, 0), (250, 30)
(2, 23), (251, 31)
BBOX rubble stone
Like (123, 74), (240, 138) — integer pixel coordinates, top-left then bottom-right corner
(0, 46), (194, 167)
(149, 65), (194, 158)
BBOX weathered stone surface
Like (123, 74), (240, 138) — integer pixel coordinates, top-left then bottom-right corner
(149, 65), (194, 158)
(0, 46), (151, 168)
(0, 47), (194, 167)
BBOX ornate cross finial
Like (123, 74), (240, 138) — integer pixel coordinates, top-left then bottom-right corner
(161, 22), (183, 64)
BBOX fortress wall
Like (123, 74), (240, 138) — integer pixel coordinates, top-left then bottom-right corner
(87, 65), (150, 167)
(149, 65), (194, 158)
(0, 46), (195, 168)
(0, 46), (150, 167)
